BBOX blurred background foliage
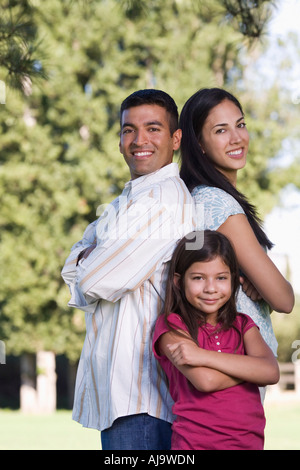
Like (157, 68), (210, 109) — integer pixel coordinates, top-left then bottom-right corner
(0, 0), (299, 368)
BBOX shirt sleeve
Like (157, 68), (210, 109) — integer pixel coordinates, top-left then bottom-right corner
(67, 193), (189, 309)
(153, 313), (189, 360)
(192, 186), (245, 231)
(61, 220), (97, 285)
(238, 313), (260, 335)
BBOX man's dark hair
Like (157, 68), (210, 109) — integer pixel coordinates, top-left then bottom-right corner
(120, 89), (179, 135)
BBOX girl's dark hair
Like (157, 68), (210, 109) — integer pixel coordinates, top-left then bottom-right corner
(163, 230), (241, 345)
(179, 87), (273, 250)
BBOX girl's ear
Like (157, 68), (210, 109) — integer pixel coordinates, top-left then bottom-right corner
(173, 273), (181, 287)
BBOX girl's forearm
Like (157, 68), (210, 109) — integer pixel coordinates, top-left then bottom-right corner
(201, 349), (279, 386)
(187, 366), (242, 392)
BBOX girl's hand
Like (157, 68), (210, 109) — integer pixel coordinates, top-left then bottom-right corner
(166, 340), (203, 367)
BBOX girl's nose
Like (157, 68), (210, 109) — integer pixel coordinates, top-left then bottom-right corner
(204, 280), (217, 293)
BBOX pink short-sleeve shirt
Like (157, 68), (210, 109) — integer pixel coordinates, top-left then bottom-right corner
(153, 312), (265, 450)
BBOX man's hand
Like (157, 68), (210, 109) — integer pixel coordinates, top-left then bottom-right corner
(76, 244), (96, 266)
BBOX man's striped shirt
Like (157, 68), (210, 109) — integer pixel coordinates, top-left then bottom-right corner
(61, 163), (195, 431)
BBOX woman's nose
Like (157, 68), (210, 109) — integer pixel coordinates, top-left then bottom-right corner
(229, 129), (242, 144)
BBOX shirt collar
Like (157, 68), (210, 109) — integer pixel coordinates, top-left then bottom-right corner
(124, 163), (179, 192)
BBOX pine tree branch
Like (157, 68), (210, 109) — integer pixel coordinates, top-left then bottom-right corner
(0, 0), (47, 92)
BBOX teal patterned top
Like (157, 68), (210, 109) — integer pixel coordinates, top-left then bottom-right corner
(192, 185), (278, 356)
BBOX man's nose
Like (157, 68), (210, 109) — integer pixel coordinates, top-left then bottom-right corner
(133, 129), (148, 146)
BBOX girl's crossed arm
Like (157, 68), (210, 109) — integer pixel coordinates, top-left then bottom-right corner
(159, 330), (241, 392)
(159, 326), (279, 393)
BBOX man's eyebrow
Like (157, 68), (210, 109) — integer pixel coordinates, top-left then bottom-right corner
(212, 116), (244, 129)
(121, 120), (164, 129)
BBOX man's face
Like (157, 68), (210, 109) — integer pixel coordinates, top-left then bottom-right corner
(119, 104), (182, 180)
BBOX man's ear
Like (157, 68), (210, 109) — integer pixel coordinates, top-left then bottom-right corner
(173, 273), (181, 287)
(172, 128), (182, 151)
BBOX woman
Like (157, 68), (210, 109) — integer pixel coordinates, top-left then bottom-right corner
(179, 88), (294, 363)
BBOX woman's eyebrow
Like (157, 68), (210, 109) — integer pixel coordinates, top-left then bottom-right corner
(212, 116), (244, 129)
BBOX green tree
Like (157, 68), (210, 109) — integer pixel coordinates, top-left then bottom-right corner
(0, 0), (46, 92)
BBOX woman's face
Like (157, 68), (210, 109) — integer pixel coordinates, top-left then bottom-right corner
(199, 99), (249, 186)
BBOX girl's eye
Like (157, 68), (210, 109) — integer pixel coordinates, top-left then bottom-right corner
(238, 122), (247, 128)
(215, 128), (225, 134)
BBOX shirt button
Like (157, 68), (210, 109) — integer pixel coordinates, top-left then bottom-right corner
(217, 350), (221, 352)
(215, 336), (218, 339)
(216, 342), (220, 345)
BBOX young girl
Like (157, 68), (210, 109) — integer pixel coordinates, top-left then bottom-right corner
(153, 230), (279, 450)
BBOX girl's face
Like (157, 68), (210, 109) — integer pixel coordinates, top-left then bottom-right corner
(200, 99), (249, 186)
(181, 256), (232, 325)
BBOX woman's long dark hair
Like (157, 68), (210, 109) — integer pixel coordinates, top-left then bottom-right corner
(163, 230), (242, 345)
(179, 88), (273, 250)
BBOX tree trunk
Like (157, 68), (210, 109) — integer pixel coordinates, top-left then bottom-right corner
(20, 353), (37, 414)
(36, 351), (57, 414)
(20, 351), (57, 414)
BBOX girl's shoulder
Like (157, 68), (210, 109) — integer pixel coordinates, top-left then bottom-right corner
(155, 313), (188, 334)
(235, 312), (259, 334)
(153, 313), (189, 359)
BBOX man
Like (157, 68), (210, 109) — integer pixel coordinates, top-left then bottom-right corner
(61, 89), (195, 450)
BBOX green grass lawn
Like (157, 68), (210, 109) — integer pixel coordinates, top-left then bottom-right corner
(264, 400), (300, 450)
(0, 410), (100, 450)
(0, 400), (299, 450)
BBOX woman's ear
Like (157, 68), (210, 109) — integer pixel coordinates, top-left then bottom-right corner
(199, 140), (205, 155)
(173, 273), (181, 287)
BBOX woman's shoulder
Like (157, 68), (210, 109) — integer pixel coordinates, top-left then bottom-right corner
(191, 185), (240, 206)
(191, 185), (244, 230)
